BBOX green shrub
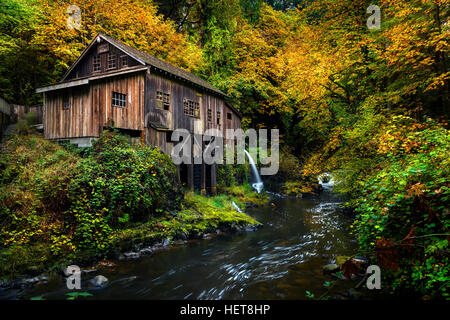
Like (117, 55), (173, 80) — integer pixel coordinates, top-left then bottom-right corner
(351, 117), (450, 298)
(217, 163), (249, 192)
(0, 130), (183, 266)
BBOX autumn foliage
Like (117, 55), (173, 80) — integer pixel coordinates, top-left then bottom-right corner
(0, 0), (449, 298)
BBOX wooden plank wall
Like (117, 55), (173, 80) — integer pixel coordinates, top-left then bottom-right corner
(65, 42), (141, 81)
(144, 72), (241, 139)
(44, 73), (144, 139)
(44, 86), (92, 139)
(94, 73), (144, 130)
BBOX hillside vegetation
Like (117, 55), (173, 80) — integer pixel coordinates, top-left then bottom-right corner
(0, 130), (261, 278)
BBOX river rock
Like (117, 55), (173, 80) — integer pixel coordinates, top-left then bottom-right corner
(323, 264), (340, 274)
(89, 275), (109, 288)
(244, 225), (258, 232)
(123, 252), (140, 259)
(139, 247), (153, 255)
(22, 275), (49, 286)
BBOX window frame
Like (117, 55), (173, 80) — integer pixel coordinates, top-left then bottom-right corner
(120, 55), (128, 67)
(163, 92), (170, 111)
(156, 90), (170, 111)
(93, 55), (101, 73)
(107, 53), (117, 70)
(216, 111), (221, 126)
(183, 98), (200, 118)
(112, 91), (127, 108)
(207, 108), (212, 122)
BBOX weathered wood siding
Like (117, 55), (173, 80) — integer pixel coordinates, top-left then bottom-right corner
(144, 72), (241, 145)
(44, 73), (144, 139)
(65, 42), (141, 81)
(93, 73), (144, 130)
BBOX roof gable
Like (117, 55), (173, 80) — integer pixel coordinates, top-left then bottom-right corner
(61, 33), (226, 98)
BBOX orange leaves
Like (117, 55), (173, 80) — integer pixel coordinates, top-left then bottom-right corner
(375, 237), (399, 270)
(401, 226), (417, 246)
(406, 183), (427, 198)
(376, 116), (430, 155)
(34, 0), (204, 73)
(374, 227), (418, 271)
(341, 258), (362, 279)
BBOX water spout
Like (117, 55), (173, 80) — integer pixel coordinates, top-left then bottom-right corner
(244, 150), (264, 193)
(231, 201), (243, 213)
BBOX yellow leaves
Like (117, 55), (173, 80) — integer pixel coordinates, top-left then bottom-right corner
(34, 0), (204, 73)
(426, 72), (450, 92)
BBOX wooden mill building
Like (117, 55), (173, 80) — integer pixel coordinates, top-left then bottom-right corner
(36, 33), (242, 193)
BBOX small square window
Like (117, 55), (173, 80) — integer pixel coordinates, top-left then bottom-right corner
(93, 55), (101, 72)
(183, 99), (199, 118)
(227, 112), (232, 120)
(107, 54), (116, 69)
(112, 92), (126, 108)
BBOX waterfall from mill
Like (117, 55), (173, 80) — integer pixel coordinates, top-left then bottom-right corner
(244, 150), (264, 193)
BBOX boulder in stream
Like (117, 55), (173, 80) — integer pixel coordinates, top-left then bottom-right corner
(89, 275), (109, 288)
(323, 264), (340, 274)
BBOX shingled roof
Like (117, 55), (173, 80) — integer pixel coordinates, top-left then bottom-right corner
(106, 34), (228, 95)
(49, 33), (242, 118)
(61, 33), (226, 98)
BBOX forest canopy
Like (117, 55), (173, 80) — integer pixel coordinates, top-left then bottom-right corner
(0, 0), (449, 298)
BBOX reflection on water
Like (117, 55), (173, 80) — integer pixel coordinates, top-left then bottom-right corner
(21, 191), (359, 300)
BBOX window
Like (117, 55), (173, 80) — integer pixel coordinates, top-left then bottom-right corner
(207, 108), (212, 122)
(63, 94), (70, 110)
(156, 91), (170, 110)
(112, 92), (126, 108)
(93, 55), (101, 72)
(120, 55), (128, 67)
(216, 111), (221, 125)
(183, 99), (200, 118)
(227, 112), (232, 120)
(107, 54), (116, 69)
(163, 93), (170, 110)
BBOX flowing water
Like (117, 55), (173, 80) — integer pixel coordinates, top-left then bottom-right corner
(244, 150), (264, 193)
(18, 188), (363, 300)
